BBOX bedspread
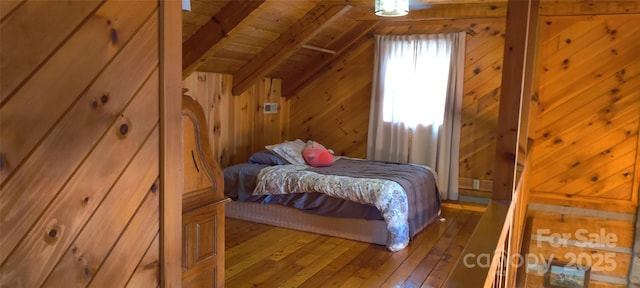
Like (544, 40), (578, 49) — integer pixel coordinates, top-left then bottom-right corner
(253, 158), (440, 251)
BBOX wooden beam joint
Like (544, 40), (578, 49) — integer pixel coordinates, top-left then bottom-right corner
(231, 4), (352, 96)
(182, 0), (265, 79)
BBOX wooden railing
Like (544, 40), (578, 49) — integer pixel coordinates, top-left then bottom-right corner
(483, 165), (526, 288)
(445, 164), (528, 288)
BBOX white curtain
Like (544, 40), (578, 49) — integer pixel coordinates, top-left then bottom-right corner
(367, 32), (465, 200)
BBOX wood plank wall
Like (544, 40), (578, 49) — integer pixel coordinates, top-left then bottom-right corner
(1, 1), (162, 286)
(183, 73), (289, 168)
(530, 14), (640, 214)
(523, 8), (640, 287)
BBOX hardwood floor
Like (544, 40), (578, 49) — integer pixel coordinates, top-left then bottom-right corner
(225, 206), (484, 287)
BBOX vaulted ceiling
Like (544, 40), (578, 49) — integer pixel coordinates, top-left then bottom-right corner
(181, 0), (508, 96)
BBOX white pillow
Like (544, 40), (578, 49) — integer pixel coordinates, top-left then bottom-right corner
(265, 139), (307, 165)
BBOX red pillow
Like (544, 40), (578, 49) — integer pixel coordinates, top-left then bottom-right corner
(302, 141), (334, 167)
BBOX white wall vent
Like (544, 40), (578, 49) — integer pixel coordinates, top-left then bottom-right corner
(264, 103), (279, 114)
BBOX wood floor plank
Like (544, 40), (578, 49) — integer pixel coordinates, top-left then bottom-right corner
(421, 211), (483, 287)
(224, 207), (482, 288)
(363, 209), (461, 287)
(259, 237), (345, 288)
(378, 209), (465, 287)
(225, 218), (273, 249)
(282, 238), (355, 287)
(230, 235), (333, 287)
(297, 240), (370, 287)
(351, 246), (394, 282)
(313, 245), (384, 287)
(226, 228), (320, 281)
(401, 211), (473, 287)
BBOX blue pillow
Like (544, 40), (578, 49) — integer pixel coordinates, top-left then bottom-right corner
(248, 151), (287, 166)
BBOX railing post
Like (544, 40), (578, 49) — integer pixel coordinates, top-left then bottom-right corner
(492, 0), (539, 201)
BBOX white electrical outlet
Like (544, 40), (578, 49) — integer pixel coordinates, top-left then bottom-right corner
(472, 179), (480, 190)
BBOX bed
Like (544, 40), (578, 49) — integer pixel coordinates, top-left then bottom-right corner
(223, 140), (442, 251)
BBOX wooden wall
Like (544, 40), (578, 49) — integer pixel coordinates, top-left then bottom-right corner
(522, 11), (640, 287)
(1, 1), (162, 286)
(183, 73), (289, 168)
(529, 14), (640, 214)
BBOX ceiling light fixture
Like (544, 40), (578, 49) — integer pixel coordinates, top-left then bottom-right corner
(374, 0), (409, 17)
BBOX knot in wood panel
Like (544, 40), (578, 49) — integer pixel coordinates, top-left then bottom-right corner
(91, 94), (109, 110)
(119, 124), (129, 136)
(615, 69), (626, 82)
(110, 28), (119, 46)
(44, 224), (63, 243)
(116, 118), (132, 139)
(606, 27), (617, 40)
(83, 266), (92, 279)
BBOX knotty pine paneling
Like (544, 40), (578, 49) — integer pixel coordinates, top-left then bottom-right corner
(0, 1), (163, 286)
(183, 73), (289, 167)
(289, 32), (375, 158)
(0, 0), (102, 104)
(529, 14), (640, 213)
(0, 0), (156, 184)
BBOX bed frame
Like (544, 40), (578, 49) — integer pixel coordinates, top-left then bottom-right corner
(226, 199), (441, 249)
(226, 200), (388, 245)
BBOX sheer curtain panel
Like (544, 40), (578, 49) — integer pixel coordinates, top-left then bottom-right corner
(367, 33), (465, 200)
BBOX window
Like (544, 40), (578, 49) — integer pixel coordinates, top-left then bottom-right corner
(367, 33), (465, 200)
(381, 35), (452, 128)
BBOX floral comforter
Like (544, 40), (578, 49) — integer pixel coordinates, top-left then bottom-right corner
(252, 158), (440, 251)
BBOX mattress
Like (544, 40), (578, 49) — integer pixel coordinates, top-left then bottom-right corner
(223, 162), (384, 220)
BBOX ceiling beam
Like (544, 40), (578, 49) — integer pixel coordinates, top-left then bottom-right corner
(182, 0), (264, 79)
(282, 20), (381, 98)
(231, 4), (352, 96)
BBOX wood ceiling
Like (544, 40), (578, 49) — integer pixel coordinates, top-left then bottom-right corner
(181, 0), (508, 96)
